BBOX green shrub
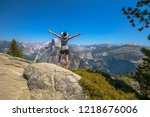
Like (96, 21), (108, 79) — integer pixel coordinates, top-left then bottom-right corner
(73, 69), (139, 100)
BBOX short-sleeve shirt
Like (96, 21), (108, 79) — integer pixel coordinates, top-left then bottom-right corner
(60, 37), (69, 50)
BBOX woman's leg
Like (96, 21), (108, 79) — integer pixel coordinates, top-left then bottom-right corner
(58, 50), (64, 65)
(58, 54), (62, 65)
(66, 54), (69, 69)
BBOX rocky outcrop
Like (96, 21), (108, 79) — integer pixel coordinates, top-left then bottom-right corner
(0, 53), (85, 100)
(24, 63), (85, 100)
(0, 53), (31, 99)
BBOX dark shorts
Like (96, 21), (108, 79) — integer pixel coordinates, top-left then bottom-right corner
(60, 49), (69, 55)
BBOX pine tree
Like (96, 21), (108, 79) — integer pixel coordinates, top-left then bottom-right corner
(122, 0), (150, 98)
(7, 39), (24, 58)
(122, 0), (150, 32)
(134, 48), (150, 98)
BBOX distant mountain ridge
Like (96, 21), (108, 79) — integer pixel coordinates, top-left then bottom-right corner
(0, 40), (147, 75)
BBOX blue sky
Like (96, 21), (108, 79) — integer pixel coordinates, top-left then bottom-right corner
(0, 0), (149, 45)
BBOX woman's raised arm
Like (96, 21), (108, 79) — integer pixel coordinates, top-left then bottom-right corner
(68, 33), (81, 40)
(48, 30), (61, 39)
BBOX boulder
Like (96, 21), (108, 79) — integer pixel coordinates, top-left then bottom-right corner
(24, 63), (85, 100)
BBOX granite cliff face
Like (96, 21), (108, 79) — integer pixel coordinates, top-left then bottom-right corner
(34, 43), (145, 75)
(0, 53), (85, 100)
